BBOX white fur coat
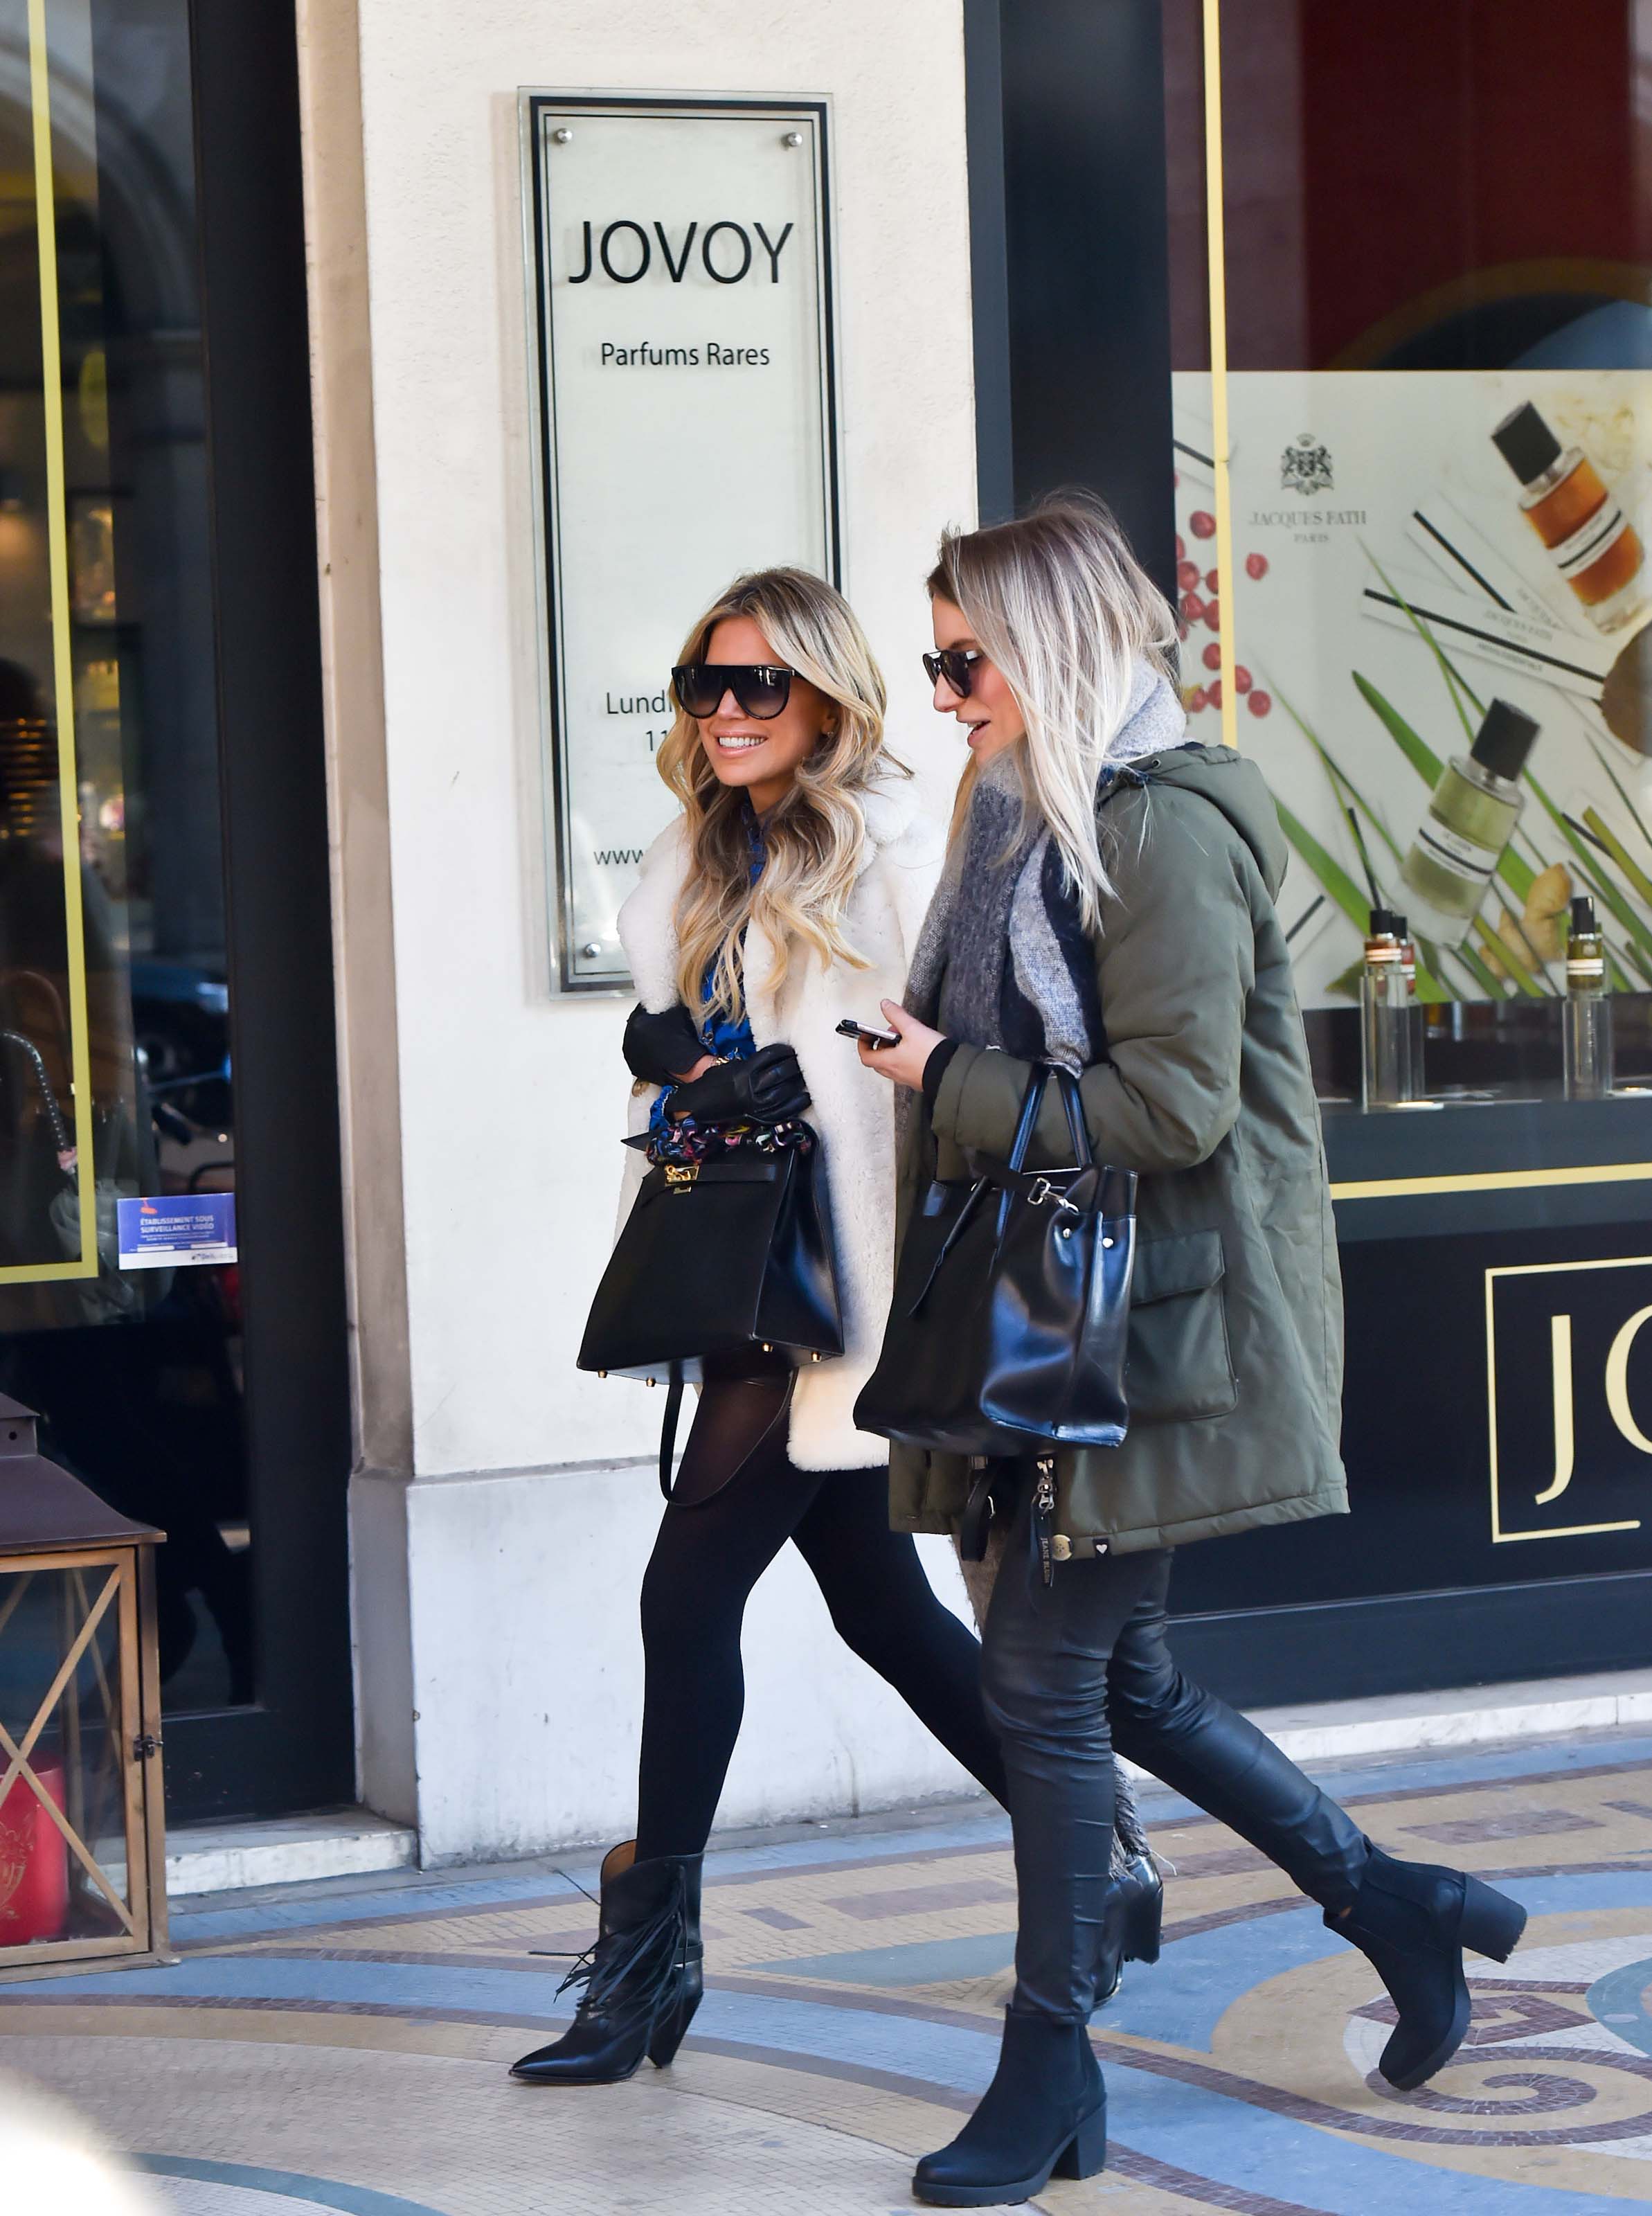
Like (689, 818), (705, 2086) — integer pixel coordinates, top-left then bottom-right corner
(615, 782), (942, 1470)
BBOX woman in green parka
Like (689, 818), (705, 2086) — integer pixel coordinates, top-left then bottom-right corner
(859, 494), (1529, 2209)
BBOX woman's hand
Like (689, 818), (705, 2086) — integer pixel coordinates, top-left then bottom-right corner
(857, 1000), (946, 1091)
(669, 1042), (811, 1124)
(623, 1002), (713, 1087)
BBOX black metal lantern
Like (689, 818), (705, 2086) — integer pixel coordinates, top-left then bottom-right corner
(0, 1395), (170, 1977)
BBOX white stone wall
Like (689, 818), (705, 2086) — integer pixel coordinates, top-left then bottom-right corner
(297, 0), (982, 1861)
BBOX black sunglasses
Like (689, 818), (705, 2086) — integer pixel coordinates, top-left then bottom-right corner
(922, 647), (985, 697)
(672, 663), (797, 720)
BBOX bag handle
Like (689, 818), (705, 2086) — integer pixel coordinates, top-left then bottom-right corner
(1005, 1064), (1050, 1170)
(1052, 1067), (1092, 1167)
(1006, 1062), (1093, 1172)
(659, 1366), (685, 1500)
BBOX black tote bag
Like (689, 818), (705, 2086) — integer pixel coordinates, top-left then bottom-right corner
(854, 1064), (1135, 1458)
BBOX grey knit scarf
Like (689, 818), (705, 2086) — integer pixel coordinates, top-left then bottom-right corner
(905, 660), (1185, 1057)
(900, 661), (1186, 1152)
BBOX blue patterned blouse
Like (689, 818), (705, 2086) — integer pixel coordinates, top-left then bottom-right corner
(648, 807), (763, 1138)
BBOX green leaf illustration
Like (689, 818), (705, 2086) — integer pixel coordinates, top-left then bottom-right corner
(1351, 672), (1442, 788)
(1583, 806), (1652, 909)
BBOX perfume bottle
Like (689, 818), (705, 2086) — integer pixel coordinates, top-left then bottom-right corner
(1493, 401), (1648, 634)
(1360, 907), (1421, 1108)
(1399, 699), (1538, 948)
(1563, 894), (1613, 1099)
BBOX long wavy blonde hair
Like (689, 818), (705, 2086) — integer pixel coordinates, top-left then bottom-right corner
(928, 492), (1178, 929)
(657, 568), (902, 1020)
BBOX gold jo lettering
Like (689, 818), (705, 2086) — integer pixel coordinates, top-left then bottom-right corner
(1538, 1303), (1652, 1500)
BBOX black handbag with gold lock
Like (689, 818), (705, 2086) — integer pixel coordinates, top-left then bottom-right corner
(577, 1120), (843, 1492)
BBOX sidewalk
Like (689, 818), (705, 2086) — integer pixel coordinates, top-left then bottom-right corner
(3, 1724), (1652, 2213)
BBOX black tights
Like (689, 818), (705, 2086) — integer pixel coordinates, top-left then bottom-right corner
(636, 1380), (1007, 1860)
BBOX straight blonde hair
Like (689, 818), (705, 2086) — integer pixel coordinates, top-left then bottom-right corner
(928, 492), (1178, 929)
(656, 568), (903, 1021)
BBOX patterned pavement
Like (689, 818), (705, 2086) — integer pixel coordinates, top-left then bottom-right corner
(4, 1727), (1652, 2213)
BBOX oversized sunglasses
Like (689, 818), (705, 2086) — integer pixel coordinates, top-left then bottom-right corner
(672, 663), (797, 720)
(922, 647), (985, 697)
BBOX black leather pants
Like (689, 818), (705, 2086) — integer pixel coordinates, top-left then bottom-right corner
(982, 1483), (1370, 2019)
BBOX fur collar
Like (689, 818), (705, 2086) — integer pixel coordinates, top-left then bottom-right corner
(619, 778), (923, 1021)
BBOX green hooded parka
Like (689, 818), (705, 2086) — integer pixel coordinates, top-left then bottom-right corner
(888, 742), (1349, 1555)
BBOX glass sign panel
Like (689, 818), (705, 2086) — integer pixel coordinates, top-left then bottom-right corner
(521, 93), (841, 990)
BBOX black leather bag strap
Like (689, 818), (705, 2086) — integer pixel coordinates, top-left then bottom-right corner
(1005, 1063), (1052, 1170)
(1052, 1067), (1093, 1166)
(658, 1364), (685, 1500)
(1005, 1062), (1091, 1172)
(958, 1458), (995, 1560)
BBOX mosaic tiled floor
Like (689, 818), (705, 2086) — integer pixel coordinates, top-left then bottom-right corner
(6, 1728), (1652, 2213)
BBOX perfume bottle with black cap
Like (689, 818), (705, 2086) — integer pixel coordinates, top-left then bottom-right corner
(1399, 699), (1539, 949)
(1493, 400), (1647, 634)
(1563, 894), (1613, 1099)
(1360, 906), (1421, 1109)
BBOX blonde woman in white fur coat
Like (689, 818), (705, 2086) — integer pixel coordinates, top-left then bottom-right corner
(512, 569), (1006, 2092)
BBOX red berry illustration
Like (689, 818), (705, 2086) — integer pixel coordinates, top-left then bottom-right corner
(1176, 620), (1190, 641)
(1189, 685), (1208, 712)
(1208, 679), (1223, 708)
(1180, 591), (1205, 622)
(1174, 533), (1186, 560)
(1245, 551), (1268, 580)
(1190, 510), (1216, 539)
(1248, 688), (1272, 717)
(1205, 569), (1221, 594)
(1204, 600), (1221, 630)
(1201, 641), (1222, 670)
(1178, 560), (1200, 591)
(1234, 665), (1253, 694)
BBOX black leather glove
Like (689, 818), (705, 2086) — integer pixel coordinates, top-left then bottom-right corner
(623, 1002), (710, 1087)
(669, 1042), (810, 1125)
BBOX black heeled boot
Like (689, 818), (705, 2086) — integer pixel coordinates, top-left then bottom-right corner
(913, 2007), (1106, 2207)
(512, 1841), (703, 2085)
(1331, 1846), (1526, 2090)
(1094, 1850), (1163, 2007)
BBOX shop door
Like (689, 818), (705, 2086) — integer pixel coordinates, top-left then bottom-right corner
(0, 0), (351, 1819)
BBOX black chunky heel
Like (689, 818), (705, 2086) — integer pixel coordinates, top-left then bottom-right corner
(1459, 1874), (1527, 1963)
(1051, 2097), (1108, 2180)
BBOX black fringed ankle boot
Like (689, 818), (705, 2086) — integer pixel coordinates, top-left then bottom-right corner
(1094, 1850), (1163, 2007)
(912, 2006), (1106, 2206)
(1331, 1846), (1526, 2089)
(511, 1841), (703, 2086)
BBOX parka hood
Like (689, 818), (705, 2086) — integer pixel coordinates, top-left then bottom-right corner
(1100, 741), (1289, 902)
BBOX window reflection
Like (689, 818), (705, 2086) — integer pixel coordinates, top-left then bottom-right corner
(1167, 0), (1652, 1098)
(0, 0), (250, 1711)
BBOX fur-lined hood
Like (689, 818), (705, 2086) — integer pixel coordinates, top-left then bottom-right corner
(616, 778), (942, 1470)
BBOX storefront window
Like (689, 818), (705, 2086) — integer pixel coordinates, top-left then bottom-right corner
(0, 0), (250, 1712)
(1149, 3), (1652, 1669)
(1168, 0), (1652, 1105)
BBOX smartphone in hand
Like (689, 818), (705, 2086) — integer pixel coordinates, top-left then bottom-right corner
(836, 1017), (900, 1050)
